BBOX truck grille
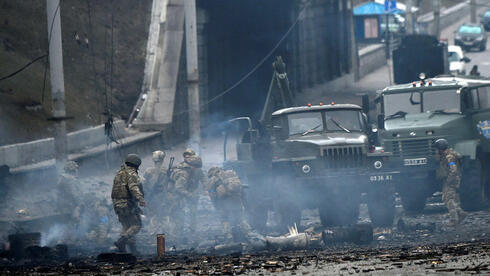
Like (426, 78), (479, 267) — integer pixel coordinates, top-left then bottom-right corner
(391, 139), (436, 158)
(322, 146), (365, 169)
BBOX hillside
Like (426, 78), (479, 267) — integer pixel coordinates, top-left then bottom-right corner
(0, 0), (152, 145)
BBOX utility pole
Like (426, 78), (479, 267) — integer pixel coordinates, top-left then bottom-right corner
(406, 0), (413, 34)
(184, 0), (200, 153)
(470, 0), (477, 23)
(433, 0), (440, 39)
(46, 0), (67, 169)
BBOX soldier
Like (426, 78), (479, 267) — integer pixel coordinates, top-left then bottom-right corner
(207, 167), (251, 242)
(143, 150), (167, 234)
(434, 139), (468, 225)
(169, 149), (204, 240)
(143, 150), (167, 200)
(56, 161), (81, 221)
(111, 154), (146, 254)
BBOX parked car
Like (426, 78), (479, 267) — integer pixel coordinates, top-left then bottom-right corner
(454, 23), (487, 51)
(480, 9), (490, 31)
(448, 45), (471, 75)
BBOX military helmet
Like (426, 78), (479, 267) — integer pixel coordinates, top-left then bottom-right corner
(125, 154), (142, 168)
(152, 150), (166, 162)
(64, 161), (79, 172)
(207, 166), (222, 178)
(433, 138), (449, 151)
(183, 148), (196, 157)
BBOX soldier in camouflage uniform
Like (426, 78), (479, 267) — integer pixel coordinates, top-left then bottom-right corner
(143, 150), (167, 234)
(168, 149), (204, 239)
(434, 139), (468, 225)
(111, 154), (146, 254)
(207, 167), (251, 242)
(56, 161), (81, 221)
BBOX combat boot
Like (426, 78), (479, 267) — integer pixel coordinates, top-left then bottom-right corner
(114, 237), (127, 253)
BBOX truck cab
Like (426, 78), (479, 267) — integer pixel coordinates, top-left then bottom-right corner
(376, 76), (490, 212)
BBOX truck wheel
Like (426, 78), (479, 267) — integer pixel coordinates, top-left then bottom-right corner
(319, 191), (360, 226)
(398, 185), (428, 213)
(247, 203), (269, 233)
(367, 191), (395, 227)
(275, 201), (302, 231)
(461, 159), (487, 211)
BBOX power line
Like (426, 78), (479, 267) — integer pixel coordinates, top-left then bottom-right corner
(0, 54), (47, 81)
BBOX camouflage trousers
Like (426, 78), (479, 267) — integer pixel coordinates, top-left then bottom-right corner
(114, 207), (142, 243)
(442, 176), (464, 223)
(214, 198), (251, 241)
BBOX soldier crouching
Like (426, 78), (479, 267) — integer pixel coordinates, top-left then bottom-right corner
(111, 154), (146, 254)
(207, 167), (251, 242)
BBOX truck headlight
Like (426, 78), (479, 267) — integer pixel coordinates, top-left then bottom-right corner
(374, 161), (383, 169)
(302, 164), (311, 174)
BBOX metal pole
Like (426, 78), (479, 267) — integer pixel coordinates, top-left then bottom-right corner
(433, 0), (440, 39)
(470, 0), (477, 23)
(184, 0), (200, 153)
(46, 0), (67, 169)
(406, 0), (413, 34)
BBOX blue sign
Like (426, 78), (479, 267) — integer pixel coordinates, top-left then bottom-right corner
(477, 120), (490, 139)
(384, 0), (397, 12)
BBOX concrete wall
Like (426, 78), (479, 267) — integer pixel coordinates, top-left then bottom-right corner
(0, 120), (130, 169)
(0, 138), (55, 169)
(358, 44), (386, 79)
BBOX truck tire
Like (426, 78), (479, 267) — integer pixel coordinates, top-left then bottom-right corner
(367, 191), (395, 227)
(275, 201), (302, 231)
(247, 203), (269, 233)
(461, 159), (487, 211)
(319, 191), (360, 226)
(398, 184), (429, 213)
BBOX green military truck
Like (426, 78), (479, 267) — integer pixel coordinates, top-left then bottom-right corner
(223, 57), (398, 231)
(375, 76), (490, 212)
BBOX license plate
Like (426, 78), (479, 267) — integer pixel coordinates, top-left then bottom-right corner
(463, 41), (473, 45)
(370, 175), (393, 182)
(404, 158), (427, 166)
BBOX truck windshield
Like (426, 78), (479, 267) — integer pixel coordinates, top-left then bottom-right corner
(288, 112), (323, 135)
(384, 89), (460, 117)
(325, 110), (362, 132)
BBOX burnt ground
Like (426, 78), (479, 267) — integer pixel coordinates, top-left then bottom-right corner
(0, 204), (488, 274)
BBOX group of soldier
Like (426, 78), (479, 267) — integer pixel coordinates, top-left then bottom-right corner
(110, 149), (251, 254)
(54, 137), (467, 254)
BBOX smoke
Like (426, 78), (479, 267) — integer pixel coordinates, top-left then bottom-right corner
(41, 224), (67, 247)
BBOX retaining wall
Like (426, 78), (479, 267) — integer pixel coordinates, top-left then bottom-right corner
(1, 120), (132, 169)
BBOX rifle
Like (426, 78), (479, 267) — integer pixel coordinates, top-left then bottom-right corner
(163, 157), (175, 191)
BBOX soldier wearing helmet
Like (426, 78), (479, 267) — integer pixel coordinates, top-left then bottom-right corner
(143, 150), (167, 234)
(434, 139), (467, 225)
(207, 166), (251, 242)
(167, 148), (204, 242)
(56, 161), (81, 223)
(111, 154), (146, 254)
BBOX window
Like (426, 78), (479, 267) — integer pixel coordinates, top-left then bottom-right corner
(448, 51), (461, 63)
(384, 93), (421, 116)
(325, 110), (362, 132)
(288, 112), (323, 136)
(458, 25), (482, 34)
(423, 89), (461, 113)
(471, 86), (490, 109)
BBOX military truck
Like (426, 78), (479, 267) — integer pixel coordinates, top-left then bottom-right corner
(223, 57), (398, 231)
(375, 76), (490, 212)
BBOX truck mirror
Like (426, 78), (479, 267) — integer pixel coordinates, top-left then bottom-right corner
(461, 56), (471, 63)
(377, 114), (385, 130)
(362, 94), (370, 115)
